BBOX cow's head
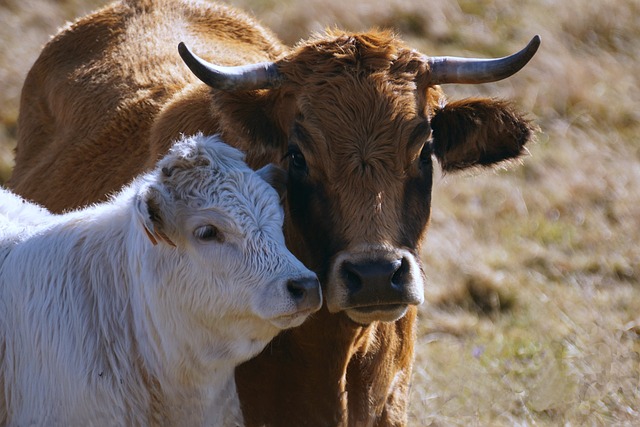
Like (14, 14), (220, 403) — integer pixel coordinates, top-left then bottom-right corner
(178, 31), (539, 324)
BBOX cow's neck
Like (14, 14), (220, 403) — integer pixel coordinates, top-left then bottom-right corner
(236, 306), (409, 426)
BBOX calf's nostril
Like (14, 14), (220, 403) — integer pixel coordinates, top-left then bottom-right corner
(287, 279), (305, 300)
(286, 276), (319, 301)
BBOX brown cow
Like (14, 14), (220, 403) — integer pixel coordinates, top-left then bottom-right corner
(9, 0), (539, 425)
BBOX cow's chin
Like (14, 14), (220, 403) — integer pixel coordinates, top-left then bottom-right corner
(344, 305), (409, 325)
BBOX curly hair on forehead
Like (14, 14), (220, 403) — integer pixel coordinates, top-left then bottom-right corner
(280, 29), (422, 80)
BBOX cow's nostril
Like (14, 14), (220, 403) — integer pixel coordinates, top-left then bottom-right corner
(391, 257), (410, 289)
(341, 259), (403, 295)
(341, 262), (363, 293)
(336, 256), (422, 310)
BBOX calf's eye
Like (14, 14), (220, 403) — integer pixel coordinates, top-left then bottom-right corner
(194, 225), (224, 243)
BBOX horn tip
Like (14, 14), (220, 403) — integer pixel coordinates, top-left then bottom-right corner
(529, 35), (541, 50)
(177, 41), (189, 58)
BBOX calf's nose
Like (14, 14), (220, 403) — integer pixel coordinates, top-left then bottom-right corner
(286, 276), (322, 311)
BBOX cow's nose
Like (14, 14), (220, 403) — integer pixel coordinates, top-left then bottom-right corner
(286, 276), (322, 311)
(342, 259), (405, 293)
(340, 258), (418, 307)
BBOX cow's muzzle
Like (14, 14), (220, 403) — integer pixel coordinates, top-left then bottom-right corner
(326, 246), (425, 324)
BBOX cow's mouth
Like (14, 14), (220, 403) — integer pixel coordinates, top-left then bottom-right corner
(353, 304), (405, 313)
(345, 304), (409, 324)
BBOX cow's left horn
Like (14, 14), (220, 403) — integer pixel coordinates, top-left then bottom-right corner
(178, 42), (282, 90)
(426, 35), (540, 84)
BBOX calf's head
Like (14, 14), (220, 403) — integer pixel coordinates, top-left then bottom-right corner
(179, 31), (539, 324)
(134, 134), (321, 350)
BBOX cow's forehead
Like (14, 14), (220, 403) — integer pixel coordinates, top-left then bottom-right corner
(291, 78), (430, 181)
(280, 31), (442, 166)
(283, 35), (424, 105)
(284, 29), (419, 74)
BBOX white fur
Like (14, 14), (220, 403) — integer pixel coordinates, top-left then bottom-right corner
(0, 187), (52, 237)
(0, 134), (320, 426)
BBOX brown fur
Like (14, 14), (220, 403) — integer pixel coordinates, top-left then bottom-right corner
(9, 1), (535, 425)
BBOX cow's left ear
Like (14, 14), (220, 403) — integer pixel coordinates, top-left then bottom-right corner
(135, 185), (177, 247)
(256, 164), (288, 203)
(213, 89), (294, 155)
(430, 98), (535, 172)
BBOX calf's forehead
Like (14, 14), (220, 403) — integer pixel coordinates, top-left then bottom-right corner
(154, 140), (283, 232)
(171, 170), (283, 230)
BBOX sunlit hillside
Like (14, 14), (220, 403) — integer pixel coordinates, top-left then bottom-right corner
(1, 0), (639, 424)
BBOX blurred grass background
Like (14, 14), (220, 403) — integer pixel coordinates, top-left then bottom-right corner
(1, 0), (639, 424)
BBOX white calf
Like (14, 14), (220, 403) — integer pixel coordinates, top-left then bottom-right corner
(0, 134), (321, 426)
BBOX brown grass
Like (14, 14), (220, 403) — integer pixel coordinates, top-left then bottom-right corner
(1, 0), (639, 424)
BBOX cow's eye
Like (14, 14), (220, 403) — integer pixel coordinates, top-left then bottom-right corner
(291, 152), (306, 169)
(194, 225), (224, 243)
(285, 146), (307, 172)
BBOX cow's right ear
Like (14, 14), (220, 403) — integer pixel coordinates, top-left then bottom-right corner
(256, 164), (288, 203)
(430, 98), (534, 172)
(135, 185), (176, 247)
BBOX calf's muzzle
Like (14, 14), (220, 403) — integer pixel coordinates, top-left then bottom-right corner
(287, 275), (322, 312)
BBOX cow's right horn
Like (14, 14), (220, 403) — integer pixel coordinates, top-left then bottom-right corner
(178, 42), (282, 90)
(426, 35), (541, 85)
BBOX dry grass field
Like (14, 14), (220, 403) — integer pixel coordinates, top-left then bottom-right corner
(1, 0), (639, 425)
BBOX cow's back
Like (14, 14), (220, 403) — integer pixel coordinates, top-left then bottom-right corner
(10, 0), (285, 212)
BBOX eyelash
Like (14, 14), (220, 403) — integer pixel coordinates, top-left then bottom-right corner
(194, 225), (224, 243)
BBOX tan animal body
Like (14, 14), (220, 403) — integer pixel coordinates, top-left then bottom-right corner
(9, 0), (539, 425)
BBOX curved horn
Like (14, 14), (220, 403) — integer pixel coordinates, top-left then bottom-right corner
(426, 35), (540, 84)
(178, 42), (282, 90)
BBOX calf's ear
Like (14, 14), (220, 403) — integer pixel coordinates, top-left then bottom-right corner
(256, 164), (288, 203)
(430, 98), (534, 172)
(135, 185), (176, 247)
